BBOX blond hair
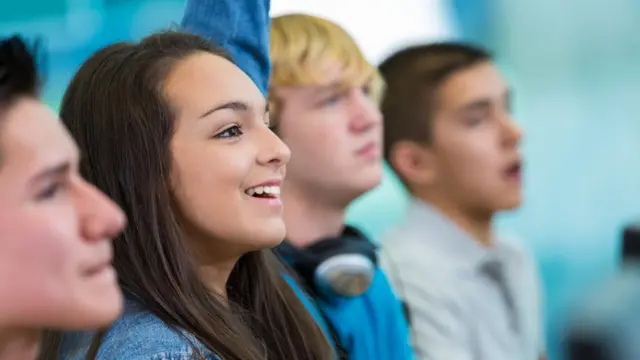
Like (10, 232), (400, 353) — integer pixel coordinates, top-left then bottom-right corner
(269, 14), (384, 113)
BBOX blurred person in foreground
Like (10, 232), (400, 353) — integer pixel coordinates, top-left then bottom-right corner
(0, 36), (125, 360)
(378, 42), (546, 360)
(269, 13), (413, 360)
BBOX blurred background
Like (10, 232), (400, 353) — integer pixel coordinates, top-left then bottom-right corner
(2, 0), (639, 359)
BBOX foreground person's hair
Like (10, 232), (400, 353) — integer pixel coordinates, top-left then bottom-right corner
(0, 35), (40, 165)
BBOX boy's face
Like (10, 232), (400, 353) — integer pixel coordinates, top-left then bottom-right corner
(274, 64), (383, 207)
(0, 98), (126, 329)
(422, 61), (523, 213)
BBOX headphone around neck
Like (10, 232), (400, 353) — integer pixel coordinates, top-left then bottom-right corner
(276, 226), (378, 299)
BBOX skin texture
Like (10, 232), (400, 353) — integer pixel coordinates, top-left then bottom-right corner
(0, 98), (126, 331)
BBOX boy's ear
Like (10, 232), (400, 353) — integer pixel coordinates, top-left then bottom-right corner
(389, 140), (439, 186)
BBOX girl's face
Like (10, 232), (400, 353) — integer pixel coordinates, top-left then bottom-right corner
(167, 52), (290, 260)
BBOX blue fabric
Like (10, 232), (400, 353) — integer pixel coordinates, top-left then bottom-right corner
(60, 298), (218, 360)
(60, 275), (411, 359)
(59, 278), (334, 360)
(181, 0), (271, 96)
(277, 239), (413, 358)
(310, 268), (415, 360)
(283, 274), (337, 351)
(451, 0), (493, 45)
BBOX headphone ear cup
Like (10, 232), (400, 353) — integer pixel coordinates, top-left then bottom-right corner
(278, 227), (379, 299)
(314, 253), (376, 298)
(308, 236), (378, 298)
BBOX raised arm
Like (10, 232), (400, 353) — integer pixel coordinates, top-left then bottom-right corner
(181, 0), (271, 96)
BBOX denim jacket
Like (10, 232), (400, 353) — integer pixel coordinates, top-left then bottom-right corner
(61, 278), (333, 359)
(61, 297), (216, 360)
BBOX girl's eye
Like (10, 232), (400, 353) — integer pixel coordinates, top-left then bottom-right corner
(215, 125), (243, 139)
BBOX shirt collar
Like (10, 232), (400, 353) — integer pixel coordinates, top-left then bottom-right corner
(405, 199), (501, 272)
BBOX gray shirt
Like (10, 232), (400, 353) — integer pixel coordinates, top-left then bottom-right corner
(380, 200), (545, 360)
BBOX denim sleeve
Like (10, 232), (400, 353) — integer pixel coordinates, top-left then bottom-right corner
(95, 339), (220, 360)
(94, 334), (218, 360)
(60, 330), (219, 360)
(149, 353), (218, 360)
(181, 0), (271, 96)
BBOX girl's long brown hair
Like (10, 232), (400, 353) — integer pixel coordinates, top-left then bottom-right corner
(38, 31), (333, 360)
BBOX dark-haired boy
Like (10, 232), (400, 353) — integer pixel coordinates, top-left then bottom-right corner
(379, 43), (546, 360)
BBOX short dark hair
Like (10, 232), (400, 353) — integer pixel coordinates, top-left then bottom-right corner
(0, 35), (42, 166)
(379, 42), (491, 165)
